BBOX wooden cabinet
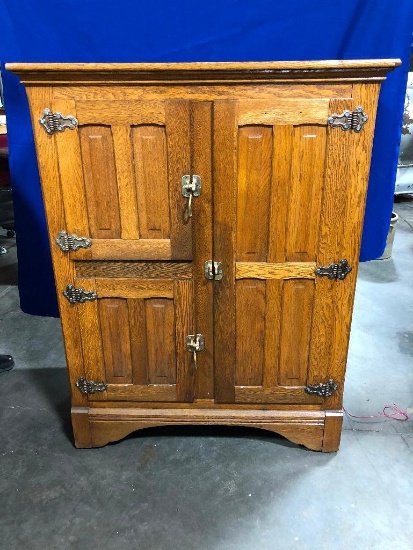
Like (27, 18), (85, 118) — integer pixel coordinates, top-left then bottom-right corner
(8, 60), (399, 451)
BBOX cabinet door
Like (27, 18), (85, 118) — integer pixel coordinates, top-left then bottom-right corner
(74, 273), (194, 402)
(51, 98), (192, 260)
(213, 96), (374, 404)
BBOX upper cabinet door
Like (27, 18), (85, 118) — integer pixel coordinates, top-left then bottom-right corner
(50, 98), (192, 260)
(213, 95), (374, 404)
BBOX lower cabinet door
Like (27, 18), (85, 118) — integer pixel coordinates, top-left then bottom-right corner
(73, 276), (195, 402)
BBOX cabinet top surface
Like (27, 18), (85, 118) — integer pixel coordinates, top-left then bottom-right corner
(6, 59), (400, 84)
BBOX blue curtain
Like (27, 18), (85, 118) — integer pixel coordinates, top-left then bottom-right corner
(1, 0), (412, 316)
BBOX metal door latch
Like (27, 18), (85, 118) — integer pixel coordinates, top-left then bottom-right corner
(181, 175), (202, 218)
(186, 334), (205, 370)
(204, 260), (223, 281)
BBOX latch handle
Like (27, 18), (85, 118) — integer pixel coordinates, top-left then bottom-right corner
(186, 334), (205, 371)
(181, 175), (202, 220)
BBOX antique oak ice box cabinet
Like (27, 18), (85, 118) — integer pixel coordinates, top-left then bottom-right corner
(8, 60), (399, 451)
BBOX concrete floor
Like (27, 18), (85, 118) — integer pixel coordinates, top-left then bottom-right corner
(0, 199), (412, 549)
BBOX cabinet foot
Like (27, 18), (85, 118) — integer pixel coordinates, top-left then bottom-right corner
(322, 410), (343, 452)
(70, 407), (342, 451)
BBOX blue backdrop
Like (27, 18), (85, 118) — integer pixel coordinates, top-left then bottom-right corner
(0, 1), (412, 317)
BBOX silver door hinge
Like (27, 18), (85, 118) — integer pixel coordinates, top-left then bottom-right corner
(56, 230), (91, 252)
(204, 260), (223, 281)
(305, 379), (338, 398)
(315, 259), (352, 280)
(76, 377), (107, 395)
(63, 284), (97, 304)
(327, 106), (368, 133)
(39, 108), (78, 135)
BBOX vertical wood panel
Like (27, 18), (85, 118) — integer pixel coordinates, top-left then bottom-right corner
(308, 99), (353, 393)
(79, 126), (121, 239)
(213, 100), (238, 403)
(132, 125), (170, 239)
(112, 125), (139, 240)
(279, 279), (315, 386)
(165, 100), (192, 259)
(191, 101), (214, 399)
(285, 126), (326, 261)
(75, 278), (106, 395)
(263, 279), (283, 387)
(53, 100), (91, 244)
(325, 86), (380, 410)
(145, 298), (176, 384)
(98, 298), (133, 383)
(175, 280), (195, 402)
(128, 299), (149, 385)
(236, 125), (273, 261)
(27, 89), (88, 407)
(235, 280), (266, 386)
(268, 126), (294, 263)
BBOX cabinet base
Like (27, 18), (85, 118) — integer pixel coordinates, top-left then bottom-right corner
(72, 407), (343, 452)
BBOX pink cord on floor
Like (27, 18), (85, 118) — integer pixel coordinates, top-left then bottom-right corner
(343, 403), (409, 421)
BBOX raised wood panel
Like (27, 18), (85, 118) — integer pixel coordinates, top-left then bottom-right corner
(279, 280), (315, 386)
(98, 299), (133, 383)
(263, 280), (283, 388)
(75, 261), (192, 279)
(111, 125), (139, 240)
(76, 100), (165, 125)
(145, 299), (177, 384)
(236, 125), (272, 262)
(128, 299), (148, 385)
(132, 125), (170, 239)
(79, 125), (121, 239)
(238, 98), (330, 125)
(235, 280), (266, 386)
(236, 262), (316, 280)
(285, 125), (326, 261)
(268, 125), (294, 263)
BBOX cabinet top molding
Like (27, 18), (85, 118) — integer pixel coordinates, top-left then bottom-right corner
(6, 59), (400, 85)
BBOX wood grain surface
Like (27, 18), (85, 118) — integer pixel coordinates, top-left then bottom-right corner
(19, 61), (393, 452)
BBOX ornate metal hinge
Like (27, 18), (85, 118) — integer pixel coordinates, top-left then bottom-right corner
(76, 377), (107, 395)
(63, 284), (97, 304)
(39, 108), (78, 135)
(305, 379), (338, 398)
(315, 259), (352, 280)
(328, 106), (368, 133)
(204, 260), (223, 281)
(56, 230), (91, 252)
